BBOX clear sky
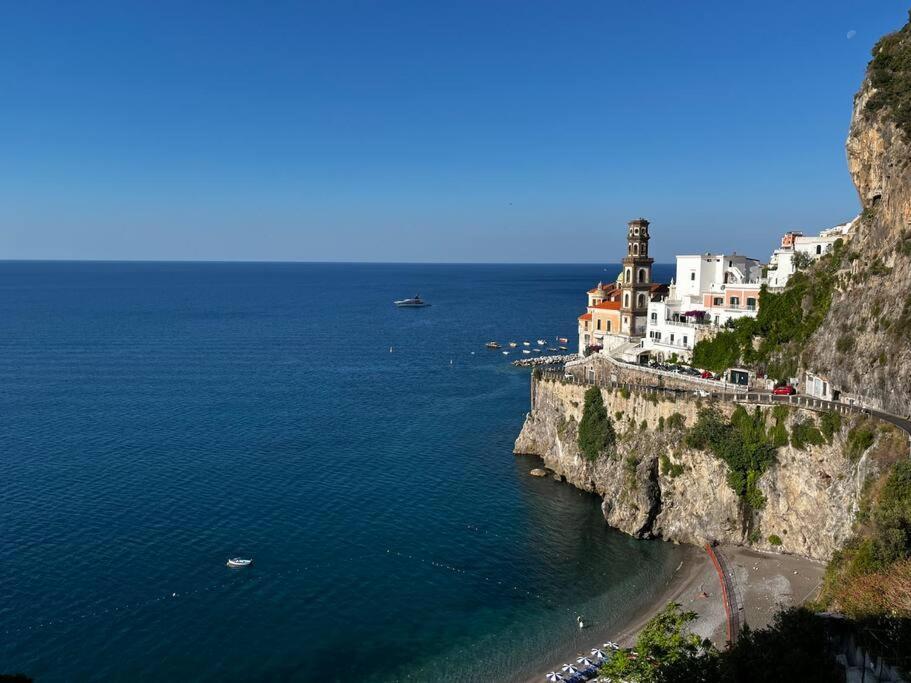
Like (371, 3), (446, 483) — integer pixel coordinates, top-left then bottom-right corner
(1, 2), (908, 262)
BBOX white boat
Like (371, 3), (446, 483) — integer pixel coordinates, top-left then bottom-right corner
(522, 341), (531, 346)
(502, 351), (509, 355)
(522, 349), (531, 354)
(559, 346), (568, 351)
(508, 341), (517, 348)
(394, 295), (430, 307)
(537, 339), (546, 346)
(485, 341), (501, 349)
(226, 557), (253, 568)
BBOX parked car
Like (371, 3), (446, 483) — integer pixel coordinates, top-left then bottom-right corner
(700, 371), (713, 379)
(773, 385), (796, 395)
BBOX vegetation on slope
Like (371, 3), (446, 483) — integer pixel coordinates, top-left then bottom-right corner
(601, 603), (842, 682)
(820, 459), (911, 618)
(577, 386), (615, 460)
(692, 240), (847, 380)
(867, 11), (911, 140)
(685, 406), (777, 515)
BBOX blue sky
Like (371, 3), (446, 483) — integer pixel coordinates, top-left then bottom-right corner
(1, 1), (908, 262)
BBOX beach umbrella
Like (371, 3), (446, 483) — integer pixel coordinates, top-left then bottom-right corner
(591, 648), (607, 660)
(561, 664), (579, 674)
(604, 640), (620, 650)
(545, 673), (563, 682)
(576, 656), (595, 667)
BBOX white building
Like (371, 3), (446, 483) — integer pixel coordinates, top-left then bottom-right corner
(642, 252), (762, 362)
(766, 218), (857, 289)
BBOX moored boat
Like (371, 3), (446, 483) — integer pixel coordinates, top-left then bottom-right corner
(508, 341), (518, 348)
(536, 339), (546, 346)
(522, 341), (531, 346)
(485, 341), (501, 349)
(559, 345), (568, 351)
(522, 349), (531, 354)
(226, 557), (253, 568)
(558, 337), (568, 344)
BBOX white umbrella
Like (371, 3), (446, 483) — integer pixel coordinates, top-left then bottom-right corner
(604, 640), (620, 650)
(577, 656), (595, 667)
(545, 673), (563, 682)
(561, 664), (580, 674)
(591, 648), (607, 660)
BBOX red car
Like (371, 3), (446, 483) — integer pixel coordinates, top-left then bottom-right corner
(773, 385), (796, 395)
(700, 371), (714, 379)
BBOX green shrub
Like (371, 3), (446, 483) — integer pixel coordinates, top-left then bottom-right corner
(577, 386), (616, 461)
(660, 453), (684, 478)
(666, 412), (686, 431)
(686, 406), (778, 512)
(658, 415), (665, 431)
(819, 411), (842, 442)
(790, 419), (825, 450)
(768, 534), (783, 546)
(619, 386), (631, 399)
(846, 420), (876, 461)
(640, 419), (648, 431)
(836, 334), (855, 354)
(867, 10), (911, 139)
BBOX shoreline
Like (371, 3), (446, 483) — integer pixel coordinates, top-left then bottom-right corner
(517, 541), (826, 682)
(514, 543), (722, 683)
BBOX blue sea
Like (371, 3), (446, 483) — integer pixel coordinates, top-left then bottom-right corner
(1, 262), (684, 682)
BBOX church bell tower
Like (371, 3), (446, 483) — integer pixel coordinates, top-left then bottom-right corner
(620, 218), (653, 337)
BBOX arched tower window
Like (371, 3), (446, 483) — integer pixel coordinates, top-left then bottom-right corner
(637, 268), (647, 284)
(633, 243), (639, 255)
(625, 268), (631, 283)
(637, 293), (647, 308)
(623, 293), (630, 308)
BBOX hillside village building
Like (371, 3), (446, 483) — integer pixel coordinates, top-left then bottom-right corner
(578, 219), (762, 363)
(766, 218), (857, 289)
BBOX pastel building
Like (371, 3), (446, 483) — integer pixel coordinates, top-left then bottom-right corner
(642, 252), (762, 362)
(766, 218), (856, 289)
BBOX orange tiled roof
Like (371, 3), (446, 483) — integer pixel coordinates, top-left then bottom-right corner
(587, 282), (619, 294)
(593, 301), (621, 310)
(578, 312), (592, 320)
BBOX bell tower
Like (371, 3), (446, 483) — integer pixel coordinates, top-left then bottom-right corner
(620, 218), (653, 337)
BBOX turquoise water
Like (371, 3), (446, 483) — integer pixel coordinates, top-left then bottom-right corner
(0, 262), (684, 681)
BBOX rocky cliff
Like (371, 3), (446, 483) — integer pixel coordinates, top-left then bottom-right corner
(803, 15), (911, 415)
(515, 378), (905, 561)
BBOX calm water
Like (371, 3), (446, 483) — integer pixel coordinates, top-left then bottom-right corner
(1, 262), (683, 682)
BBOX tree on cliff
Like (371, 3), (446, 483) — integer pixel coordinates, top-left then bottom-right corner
(578, 386), (615, 460)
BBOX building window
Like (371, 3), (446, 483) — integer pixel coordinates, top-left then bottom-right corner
(650, 312), (657, 322)
(746, 297), (756, 310)
(638, 268), (647, 284)
(713, 297), (723, 306)
(633, 243), (639, 255)
(683, 335), (688, 347)
(597, 319), (602, 330)
(625, 268), (631, 283)
(730, 296), (740, 308)
(816, 245), (821, 255)
(624, 293), (630, 307)
(607, 320), (611, 332)
(690, 272), (695, 281)
(670, 333), (675, 344)
(637, 293), (646, 308)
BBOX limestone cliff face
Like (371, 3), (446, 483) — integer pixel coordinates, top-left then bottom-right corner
(803, 25), (911, 415)
(515, 379), (890, 562)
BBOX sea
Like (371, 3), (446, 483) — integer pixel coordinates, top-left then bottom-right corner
(0, 261), (685, 682)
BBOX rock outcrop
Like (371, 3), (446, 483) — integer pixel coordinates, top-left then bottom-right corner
(803, 17), (911, 415)
(515, 378), (903, 561)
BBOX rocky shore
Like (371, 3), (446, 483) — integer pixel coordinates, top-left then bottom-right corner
(511, 354), (575, 367)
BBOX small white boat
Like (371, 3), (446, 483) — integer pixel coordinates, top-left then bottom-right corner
(502, 351), (509, 355)
(394, 295), (430, 307)
(508, 341), (517, 348)
(533, 348), (542, 352)
(522, 341), (531, 346)
(559, 346), (568, 351)
(522, 349), (531, 354)
(485, 341), (501, 349)
(536, 339), (546, 346)
(226, 557), (253, 568)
